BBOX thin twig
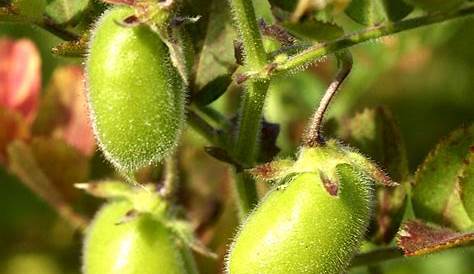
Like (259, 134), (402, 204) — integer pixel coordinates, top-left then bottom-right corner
(187, 109), (222, 145)
(160, 155), (179, 199)
(303, 50), (353, 147)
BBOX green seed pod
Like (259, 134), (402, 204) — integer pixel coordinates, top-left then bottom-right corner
(86, 7), (185, 171)
(227, 140), (377, 274)
(83, 200), (197, 274)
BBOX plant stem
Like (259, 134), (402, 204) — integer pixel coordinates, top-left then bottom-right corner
(273, 4), (474, 75)
(228, 0), (267, 71)
(303, 50), (352, 147)
(187, 109), (224, 146)
(228, 0), (270, 219)
(160, 155), (179, 199)
(36, 17), (80, 41)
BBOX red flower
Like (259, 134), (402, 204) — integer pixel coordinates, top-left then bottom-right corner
(0, 38), (41, 124)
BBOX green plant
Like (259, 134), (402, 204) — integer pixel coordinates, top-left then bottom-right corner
(1, 0), (474, 273)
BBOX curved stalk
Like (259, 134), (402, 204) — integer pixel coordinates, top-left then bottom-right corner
(303, 50), (353, 147)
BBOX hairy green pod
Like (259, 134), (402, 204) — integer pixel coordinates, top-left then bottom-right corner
(227, 141), (375, 274)
(86, 7), (185, 171)
(83, 200), (197, 274)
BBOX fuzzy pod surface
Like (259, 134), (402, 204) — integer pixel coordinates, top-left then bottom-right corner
(83, 200), (197, 274)
(86, 7), (185, 171)
(227, 155), (374, 274)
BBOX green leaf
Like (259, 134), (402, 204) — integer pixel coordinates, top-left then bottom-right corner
(193, 75), (232, 106)
(269, 0), (297, 11)
(45, 0), (89, 25)
(283, 19), (344, 41)
(345, 0), (413, 25)
(194, 0), (236, 89)
(11, 0), (47, 21)
(345, 0), (385, 26)
(460, 152), (474, 221)
(252, 0), (275, 23)
(412, 125), (474, 231)
(404, 0), (465, 13)
(381, 0), (413, 21)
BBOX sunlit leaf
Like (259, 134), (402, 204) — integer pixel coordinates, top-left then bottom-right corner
(45, 0), (89, 25)
(345, 0), (385, 26)
(460, 151), (474, 220)
(412, 125), (474, 231)
(346, 0), (413, 25)
(283, 19), (344, 41)
(252, 0), (275, 23)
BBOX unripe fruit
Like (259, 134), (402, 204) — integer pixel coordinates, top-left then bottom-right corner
(86, 7), (185, 171)
(83, 200), (197, 274)
(404, 0), (465, 12)
(227, 140), (376, 274)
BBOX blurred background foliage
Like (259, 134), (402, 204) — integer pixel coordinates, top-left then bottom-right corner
(0, 0), (473, 273)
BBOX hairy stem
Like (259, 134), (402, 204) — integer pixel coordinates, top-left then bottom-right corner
(187, 109), (224, 146)
(303, 50), (352, 147)
(273, 4), (474, 75)
(228, 0), (270, 219)
(228, 0), (267, 71)
(160, 155), (179, 199)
